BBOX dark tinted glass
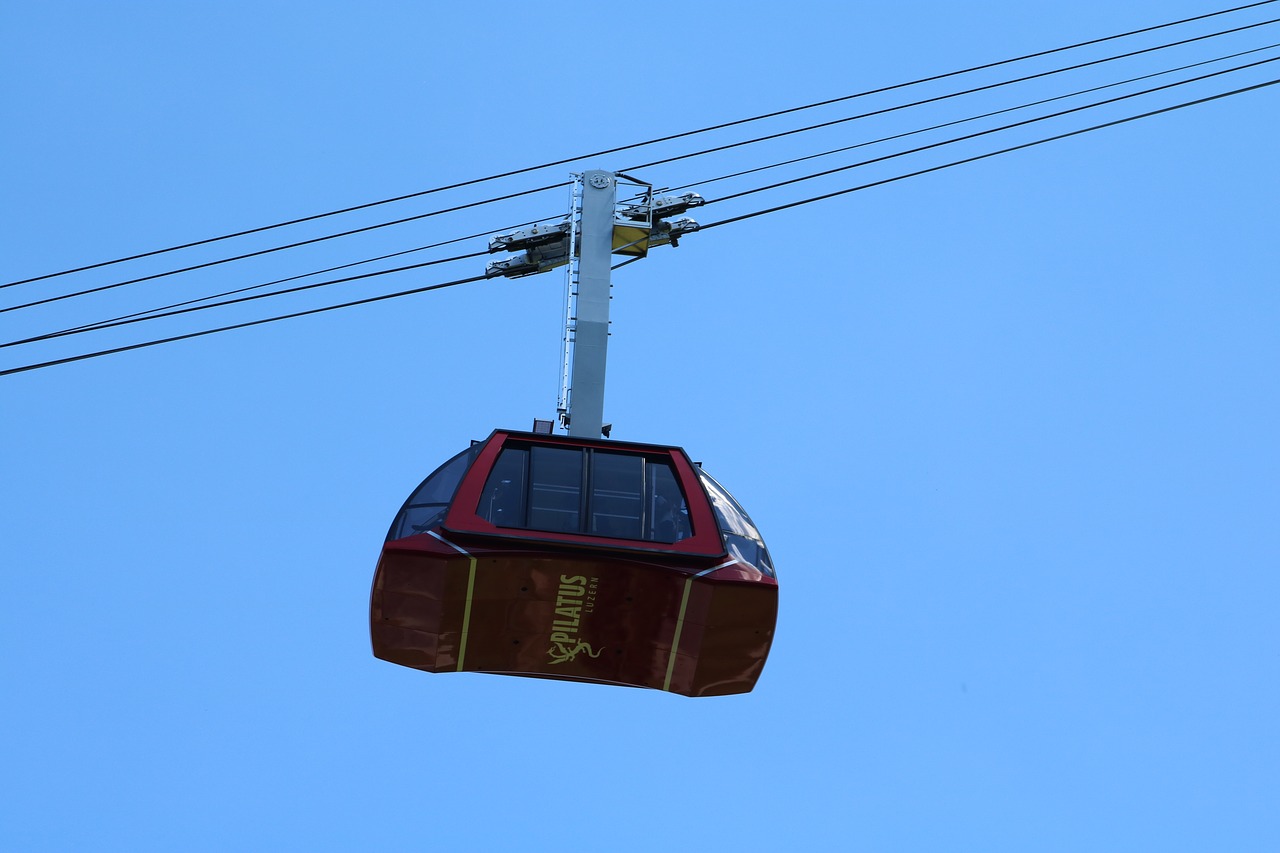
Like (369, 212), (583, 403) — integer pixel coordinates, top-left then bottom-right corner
(387, 446), (478, 541)
(528, 446), (583, 533)
(590, 451), (644, 538)
(480, 446), (528, 528)
(476, 442), (693, 545)
(646, 461), (691, 543)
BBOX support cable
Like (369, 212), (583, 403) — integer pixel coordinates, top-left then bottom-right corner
(623, 15), (1280, 175)
(700, 55), (1280, 208)
(13, 11), (1269, 313)
(0, 249), (488, 348)
(28, 214), (563, 344)
(5, 0), (1275, 289)
(698, 77), (1280, 231)
(4, 72), (1277, 378)
(0, 182), (565, 313)
(0, 273), (490, 378)
(665, 42), (1280, 195)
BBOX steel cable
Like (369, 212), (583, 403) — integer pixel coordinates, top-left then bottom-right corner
(5, 0), (1274, 289)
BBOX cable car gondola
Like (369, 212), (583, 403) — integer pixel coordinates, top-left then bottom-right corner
(370, 429), (777, 696)
(370, 170), (777, 696)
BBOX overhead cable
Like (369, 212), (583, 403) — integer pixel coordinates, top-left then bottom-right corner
(668, 41), (1280, 194)
(625, 15), (1280, 174)
(701, 54), (1280, 208)
(23, 31), (1272, 330)
(5, 0), (1274, 289)
(699, 77), (1280, 231)
(0, 250), (489, 350)
(6, 76), (1275, 380)
(0, 182), (565, 313)
(36, 214), (564, 343)
(28, 44), (1271, 349)
(0, 273), (490, 378)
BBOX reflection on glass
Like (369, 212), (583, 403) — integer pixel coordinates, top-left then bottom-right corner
(697, 468), (775, 577)
(477, 443), (693, 545)
(591, 452), (644, 538)
(387, 445), (478, 541)
(480, 446), (528, 528)
(529, 446), (583, 533)
(647, 461), (691, 543)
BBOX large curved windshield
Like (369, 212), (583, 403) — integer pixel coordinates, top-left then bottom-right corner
(696, 468), (775, 577)
(386, 445), (479, 541)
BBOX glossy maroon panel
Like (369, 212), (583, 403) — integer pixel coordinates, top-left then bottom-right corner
(370, 534), (776, 696)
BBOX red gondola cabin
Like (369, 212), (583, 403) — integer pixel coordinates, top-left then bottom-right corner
(370, 429), (777, 696)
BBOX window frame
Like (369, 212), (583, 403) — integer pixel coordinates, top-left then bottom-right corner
(477, 442), (688, 543)
(444, 431), (727, 557)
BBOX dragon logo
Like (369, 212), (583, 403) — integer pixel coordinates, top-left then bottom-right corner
(546, 640), (602, 665)
(544, 574), (601, 666)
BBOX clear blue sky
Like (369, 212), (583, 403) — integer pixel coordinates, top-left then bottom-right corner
(3, 2), (1277, 850)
